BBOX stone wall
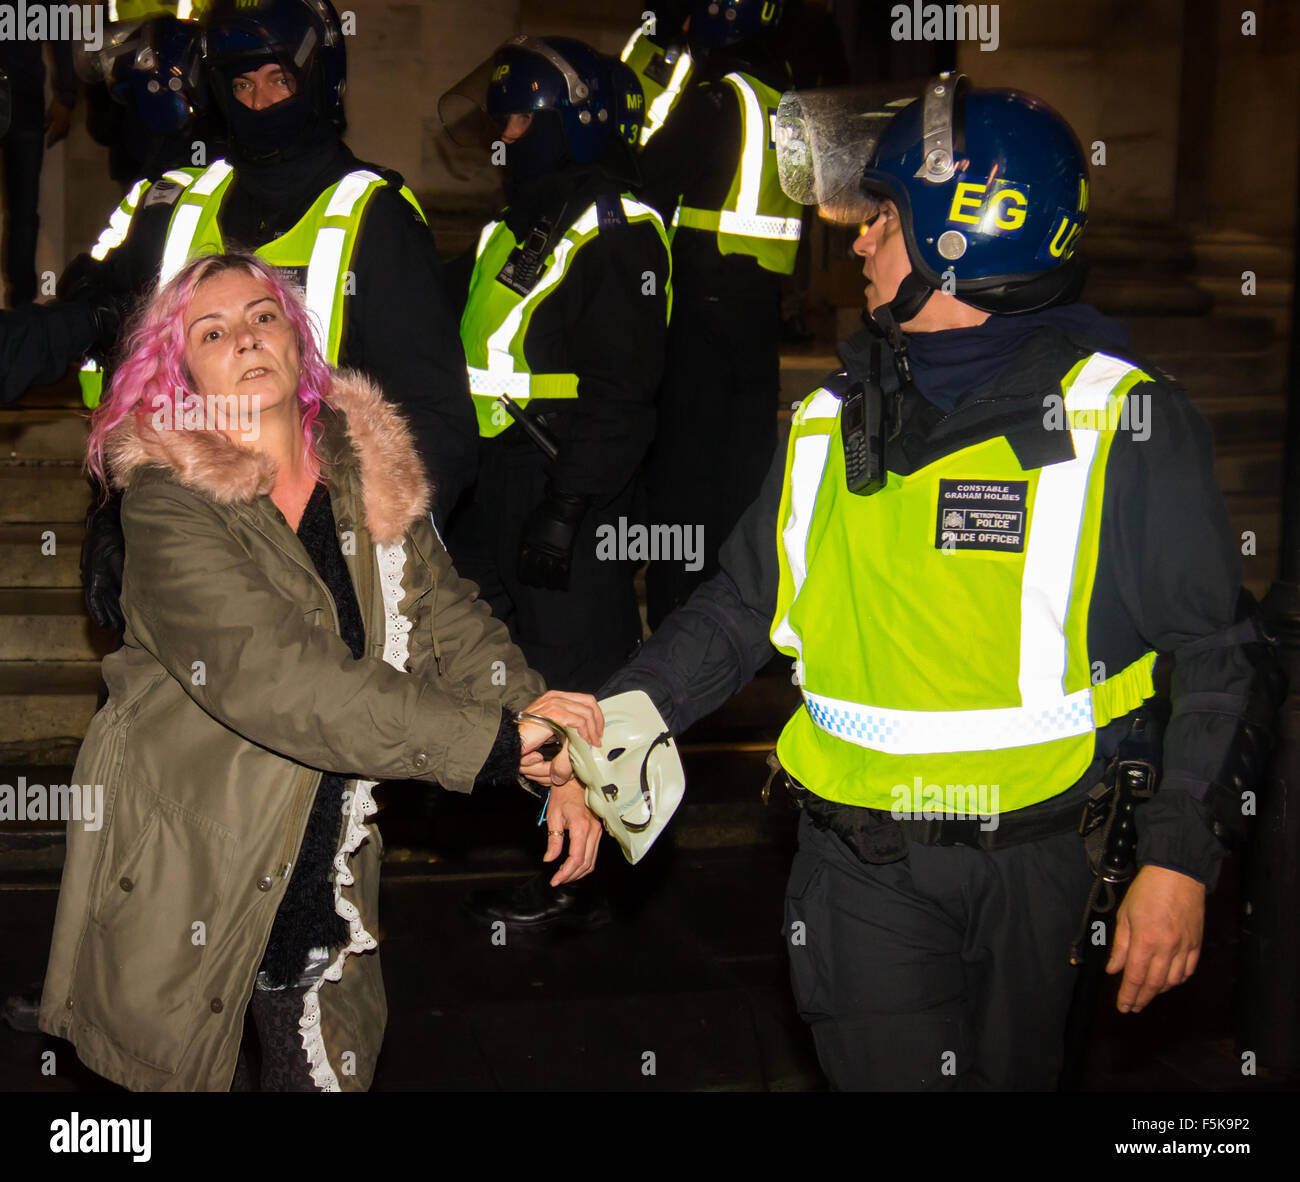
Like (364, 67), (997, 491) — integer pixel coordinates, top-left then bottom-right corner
(958, 0), (1298, 238)
(955, 0), (1187, 226)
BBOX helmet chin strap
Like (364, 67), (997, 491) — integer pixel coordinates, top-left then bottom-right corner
(869, 271), (934, 386)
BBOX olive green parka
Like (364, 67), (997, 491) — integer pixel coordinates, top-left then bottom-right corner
(39, 370), (544, 1090)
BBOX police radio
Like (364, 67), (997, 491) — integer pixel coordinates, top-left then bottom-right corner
(841, 344), (887, 496)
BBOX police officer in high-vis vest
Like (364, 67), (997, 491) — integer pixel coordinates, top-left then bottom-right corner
(61, 0), (476, 636)
(1, 12), (199, 408)
(440, 36), (671, 692)
(591, 76), (1281, 1089)
(635, 0), (801, 626)
(618, 1), (694, 148)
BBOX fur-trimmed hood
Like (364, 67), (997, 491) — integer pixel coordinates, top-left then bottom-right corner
(104, 369), (432, 546)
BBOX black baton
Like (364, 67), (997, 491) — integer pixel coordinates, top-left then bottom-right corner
(498, 394), (559, 461)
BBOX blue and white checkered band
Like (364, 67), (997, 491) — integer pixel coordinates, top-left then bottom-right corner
(800, 689), (1096, 755)
(805, 699), (897, 745)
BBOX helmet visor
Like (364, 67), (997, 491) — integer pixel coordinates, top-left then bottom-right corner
(74, 19), (146, 85)
(437, 57), (503, 149)
(775, 84), (918, 225)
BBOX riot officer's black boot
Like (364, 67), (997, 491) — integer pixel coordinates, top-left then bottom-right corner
(463, 869), (612, 931)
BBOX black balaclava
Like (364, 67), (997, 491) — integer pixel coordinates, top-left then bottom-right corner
(215, 51), (333, 166)
(216, 53), (347, 242)
(502, 108), (572, 193)
(227, 86), (322, 160)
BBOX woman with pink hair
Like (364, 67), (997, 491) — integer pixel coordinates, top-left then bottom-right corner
(40, 250), (603, 1092)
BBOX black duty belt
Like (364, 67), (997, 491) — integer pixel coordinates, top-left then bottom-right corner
(776, 765), (1085, 863)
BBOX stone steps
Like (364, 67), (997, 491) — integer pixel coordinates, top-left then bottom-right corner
(1084, 274), (1214, 318)
(1195, 276), (1292, 330)
(0, 407), (89, 460)
(1192, 231), (1292, 279)
(0, 660), (102, 756)
(0, 590), (115, 663)
(1123, 313), (1279, 356)
(1216, 444), (1284, 496)
(0, 523), (84, 587)
(0, 463), (91, 524)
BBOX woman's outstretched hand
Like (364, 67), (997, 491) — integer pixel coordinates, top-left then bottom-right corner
(543, 779), (602, 884)
(517, 690), (604, 786)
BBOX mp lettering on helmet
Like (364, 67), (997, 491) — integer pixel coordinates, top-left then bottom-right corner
(492, 64), (510, 82)
(946, 178), (1031, 238)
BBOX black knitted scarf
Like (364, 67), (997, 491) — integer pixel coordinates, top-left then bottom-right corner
(258, 482), (362, 988)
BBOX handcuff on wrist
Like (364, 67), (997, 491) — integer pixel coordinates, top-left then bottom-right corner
(515, 710), (567, 825)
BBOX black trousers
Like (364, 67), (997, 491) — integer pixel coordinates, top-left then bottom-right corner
(643, 278), (781, 627)
(446, 436), (642, 693)
(1, 90), (45, 306)
(784, 810), (1094, 1090)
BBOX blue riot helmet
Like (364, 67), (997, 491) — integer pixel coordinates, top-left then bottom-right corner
(859, 73), (1091, 320)
(688, 0), (784, 50)
(440, 35), (613, 180)
(99, 15), (204, 134)
(485, 36), (612, 165)
(200, 0), (346, 142)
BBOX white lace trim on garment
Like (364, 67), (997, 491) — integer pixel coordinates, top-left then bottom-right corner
(297, 540), (412, 1090)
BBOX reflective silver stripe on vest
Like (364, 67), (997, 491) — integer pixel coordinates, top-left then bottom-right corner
(644, 48), (693, 144)
(474, 219), (500, 260)
(90, 179), (147, 261)
(719, 209), (804, 240)
(771, 386), (840, 667)
(784, 354), (1141, 753)
(466, 202), (603, 401)
(724, 73), (801, 242)
(159, 159), (234, 283)
(802, 686), (1096, 752)
(1016, 353), (1130, 712)
(302, 169), (382, 356)
(468, 370), (533, 399)
(465, 220), (508, 396)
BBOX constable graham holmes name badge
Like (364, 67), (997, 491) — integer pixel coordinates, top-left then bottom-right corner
(935, 479), (1028, 553)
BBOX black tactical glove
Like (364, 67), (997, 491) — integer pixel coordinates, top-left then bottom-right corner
(518, 492), (587, 591)
(57, 254), (135, 352)
(81, 487), (126, 634)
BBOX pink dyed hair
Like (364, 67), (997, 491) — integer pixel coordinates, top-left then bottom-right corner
(85, 251), (332, 487)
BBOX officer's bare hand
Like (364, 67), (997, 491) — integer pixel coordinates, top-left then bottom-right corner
(543, 778), (601, 885)
(518, 691), (604, 786)
(1106, 865), (1205, 1013)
